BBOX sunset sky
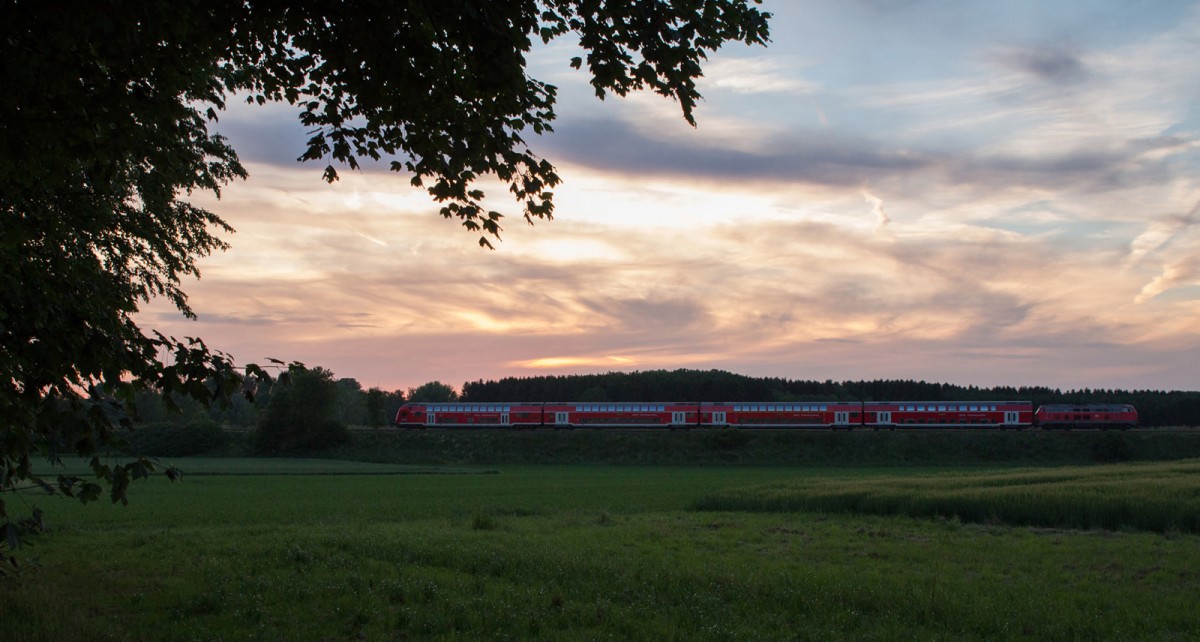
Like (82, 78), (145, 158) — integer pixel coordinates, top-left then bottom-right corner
(144, 1), (1200, 393)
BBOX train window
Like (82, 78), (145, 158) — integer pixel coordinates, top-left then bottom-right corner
(938, 405), (946, 412)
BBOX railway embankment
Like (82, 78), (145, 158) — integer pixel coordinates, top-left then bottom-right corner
(290, 426), (1200, 467)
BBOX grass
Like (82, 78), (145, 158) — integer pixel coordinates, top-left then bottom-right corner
(693, 459), (1200, 533)
(33, 456), (490, 477)
(2, 461), (1199, 640)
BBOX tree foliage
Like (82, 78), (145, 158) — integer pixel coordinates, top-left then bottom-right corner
(407, 381), (460, 404)
(253, 367), (349, 455)
(0, 0), (770, 570)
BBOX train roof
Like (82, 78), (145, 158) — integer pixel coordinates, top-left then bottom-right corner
(1036, 404), (1136, 412)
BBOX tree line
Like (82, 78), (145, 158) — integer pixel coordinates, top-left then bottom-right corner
(124, 369), (463, 455)
(459, 369), (1200, 427)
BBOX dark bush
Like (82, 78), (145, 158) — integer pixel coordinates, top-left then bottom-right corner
(124, 419), (227, 456)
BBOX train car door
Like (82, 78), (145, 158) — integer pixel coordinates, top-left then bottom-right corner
(671, 411), (687, 426)
(500, 413), (510, 426)
(555, 411), (569, 426)
(877, 411), (892, 425)
(426, 412), (436, 427)
(834, 411), (849, 426)
(711, 411), (727, 425)
(1004, 411), (1019, 426)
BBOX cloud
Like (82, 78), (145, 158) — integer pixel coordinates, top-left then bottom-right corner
(542, 117), (930, 186)
(1135, 257), (1200, 304)
(701, 57), (819, 94)
(861, 187), (891, 233)
(1128, 199), (1200, 265)
(994, 45), (1088, 83)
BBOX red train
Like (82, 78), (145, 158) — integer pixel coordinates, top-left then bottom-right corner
(393, 401), (1137, 430)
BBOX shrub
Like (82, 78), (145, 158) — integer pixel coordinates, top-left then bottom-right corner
(124, 419), (227, 456)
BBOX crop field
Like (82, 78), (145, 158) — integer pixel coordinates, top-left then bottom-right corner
(3, 460), (1200, 641)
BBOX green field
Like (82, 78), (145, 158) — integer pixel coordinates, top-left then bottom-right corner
(3, 460), (1199, 640)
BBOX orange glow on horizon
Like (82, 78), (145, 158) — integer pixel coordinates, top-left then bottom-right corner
(519, 356), (638, 369)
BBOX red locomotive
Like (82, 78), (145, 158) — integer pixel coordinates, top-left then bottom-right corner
(1034, 404), (1138, 430)
(395, 400), (1137, 430)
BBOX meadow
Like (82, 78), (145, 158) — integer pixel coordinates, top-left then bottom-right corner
(2, 459), (1199, 640)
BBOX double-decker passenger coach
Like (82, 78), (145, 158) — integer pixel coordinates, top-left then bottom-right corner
(701, 401), (861, 428)
(541, 402), (698, 428)
(393, 402), (543, 428)
(863, 401), (1033, 429)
